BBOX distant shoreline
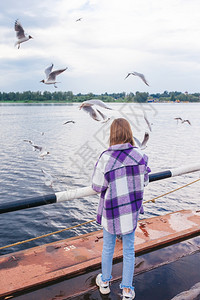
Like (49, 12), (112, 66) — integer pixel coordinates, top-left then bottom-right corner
(1, 91), (200, 103)
(0, 101), (198, 106)
(0, 102), (75, 105)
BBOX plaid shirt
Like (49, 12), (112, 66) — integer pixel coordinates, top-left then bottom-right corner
(92, 143), (151, 235)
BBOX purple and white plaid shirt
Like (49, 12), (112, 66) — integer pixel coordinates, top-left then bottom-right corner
(92, 143), (151, 235)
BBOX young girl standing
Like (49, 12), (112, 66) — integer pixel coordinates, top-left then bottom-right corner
(92, 118), (151, 300)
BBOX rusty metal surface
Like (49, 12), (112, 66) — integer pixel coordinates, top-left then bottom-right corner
(0, 209), (199, 297)
(6, 236), (200, 300)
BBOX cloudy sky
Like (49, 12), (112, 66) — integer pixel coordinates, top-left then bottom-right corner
(1, 0), (200, 94)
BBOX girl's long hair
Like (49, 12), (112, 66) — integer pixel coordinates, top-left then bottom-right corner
(109, 118), (135, 146)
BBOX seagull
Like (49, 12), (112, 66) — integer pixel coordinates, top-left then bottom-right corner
(79, 99), (112, 122)
(23, 139), (43, 151)
(40, 64), (67, 88)
(41, 169), (53, 187)
(24, 139), (50, 158)
(133, 132), (149, 150)
(125, 72), (149, 86)
(174, 117), (191, 125)
(76, 18), (82, 22)
(63, 120), (75, 125)
(14, 19), (33, 49)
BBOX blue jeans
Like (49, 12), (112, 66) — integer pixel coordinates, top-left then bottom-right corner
(101, 228), (135, 290)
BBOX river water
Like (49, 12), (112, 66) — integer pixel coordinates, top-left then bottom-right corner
(0, 102), (200, 255)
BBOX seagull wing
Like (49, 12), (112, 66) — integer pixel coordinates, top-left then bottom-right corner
(124, 73), (133, 80)
(32, 144), (43, 152)
(15, 20), (25, 39)
(41, 169), (52, 180)
(48, 68), (67, 81)
(133, 132), (149, 149)
(41, 169), (53, 186)
(133, 136), (142, 148)
(81, 106), (101, 121)
(96, 109), (108, 120)
(45, 64), (54, 79)
(144, 113), (152, 131)
(141, 132), (149, 149)
(183, 119), (191, 125)
(133, 72), (149, 86)
(63, 120), (75, 125)
(81, 99), (112, 110)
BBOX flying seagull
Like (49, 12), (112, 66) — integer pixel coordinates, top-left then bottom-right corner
(40, 64), (67, 88)
(63, 120), (75, 125)
(76, 18), (82, 22)
(41, 169), (53, 187)
(24, 139), (50, 158)
(125, 71), (149, 86)
(133, 132), (149, 150)
(24, 139), (43, 152)
(174, 117), (191, 125)
(14, 19), (33, 49)
(79, 99), (112, 122)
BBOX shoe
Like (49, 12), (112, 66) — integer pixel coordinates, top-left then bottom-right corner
(122, 289), (135, 300)
(96, 273), (110, 294)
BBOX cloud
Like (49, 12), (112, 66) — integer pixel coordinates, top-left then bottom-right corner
(1, 0), (200, 93)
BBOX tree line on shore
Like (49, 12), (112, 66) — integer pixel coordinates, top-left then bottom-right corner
(0, 90), (200, 102)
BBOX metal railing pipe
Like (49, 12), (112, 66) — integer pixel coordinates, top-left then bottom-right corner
(0, 163), (200, 214)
